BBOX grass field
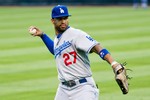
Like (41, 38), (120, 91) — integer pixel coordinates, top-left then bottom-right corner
(0, 6), (150, 100)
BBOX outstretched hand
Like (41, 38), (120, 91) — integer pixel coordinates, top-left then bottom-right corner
(113, 62), (130, 94)
(28, 26), (43, 37)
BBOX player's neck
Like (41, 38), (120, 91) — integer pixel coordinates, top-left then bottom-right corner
(55, 26), (70, 36)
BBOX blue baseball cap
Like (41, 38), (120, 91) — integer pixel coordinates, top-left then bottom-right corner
(51, 5), (71, 19)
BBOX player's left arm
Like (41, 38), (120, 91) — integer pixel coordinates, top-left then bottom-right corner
(90, 44), (114, 65)
(91, 44), (129, 94)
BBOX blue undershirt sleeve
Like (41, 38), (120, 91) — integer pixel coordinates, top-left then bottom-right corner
(40, 34), (54, 55)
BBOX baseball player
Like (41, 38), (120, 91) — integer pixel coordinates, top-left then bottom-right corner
(29, 5), (129, 100)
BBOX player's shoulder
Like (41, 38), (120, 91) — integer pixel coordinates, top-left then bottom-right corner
(68, 27), (88, 35)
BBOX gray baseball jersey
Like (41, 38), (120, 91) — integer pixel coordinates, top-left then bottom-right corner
(54, 27), (99, 82)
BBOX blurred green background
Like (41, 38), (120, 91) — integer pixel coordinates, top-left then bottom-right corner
(0, 6), (150, 100)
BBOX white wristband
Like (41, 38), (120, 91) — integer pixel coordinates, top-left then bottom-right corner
(111, 61), (118, 67)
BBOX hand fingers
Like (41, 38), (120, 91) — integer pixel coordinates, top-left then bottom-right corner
(29, 26), (37, 36)
(28, 26), (43, 37)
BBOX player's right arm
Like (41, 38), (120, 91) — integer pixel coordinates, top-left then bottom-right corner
(40, 34), (54, 55)
(28, 26), (54, 55)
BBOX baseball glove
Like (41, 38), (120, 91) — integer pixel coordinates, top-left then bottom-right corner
(114, 62), (131, 94)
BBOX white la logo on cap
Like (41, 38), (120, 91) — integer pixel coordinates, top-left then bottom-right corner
(59, 8), (64, 13)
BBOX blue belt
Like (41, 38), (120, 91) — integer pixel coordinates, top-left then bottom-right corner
(62, 78), (87, 87)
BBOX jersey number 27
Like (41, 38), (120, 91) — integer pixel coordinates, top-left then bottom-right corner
(63, 51), (77, 66)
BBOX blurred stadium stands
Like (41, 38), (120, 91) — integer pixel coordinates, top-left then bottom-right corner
(0, 0), (149, 6)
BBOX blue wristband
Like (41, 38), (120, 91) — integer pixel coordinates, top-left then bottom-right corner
(41, 34), (54, 55)
(99, 49), (110, 60)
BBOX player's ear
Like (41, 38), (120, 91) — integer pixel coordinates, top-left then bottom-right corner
(51, 19), (54, 24)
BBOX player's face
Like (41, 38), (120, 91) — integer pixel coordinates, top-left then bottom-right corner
(51, 16), (69, 33)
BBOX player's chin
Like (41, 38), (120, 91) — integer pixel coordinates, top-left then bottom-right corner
(60, 26), (67, 31)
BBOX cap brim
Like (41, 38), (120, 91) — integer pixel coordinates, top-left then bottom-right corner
(52, 15), (71, 18)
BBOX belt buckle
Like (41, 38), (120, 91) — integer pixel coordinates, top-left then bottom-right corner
(68, 80), (76, 87)
(62, 78), (87, 87)
(62, 80), (76, 87)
